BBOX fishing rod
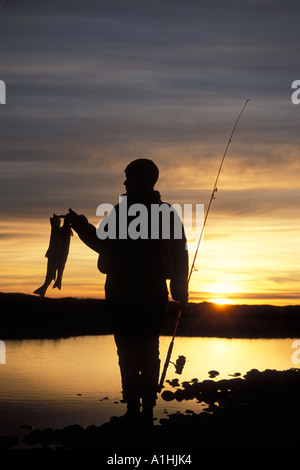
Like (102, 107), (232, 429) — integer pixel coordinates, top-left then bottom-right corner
(158, 99), (249, 392)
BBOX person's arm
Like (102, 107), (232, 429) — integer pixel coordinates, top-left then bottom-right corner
(169, 210), (189, 304)
(170, 235), (189, 304)
(65, 209), (102, 254)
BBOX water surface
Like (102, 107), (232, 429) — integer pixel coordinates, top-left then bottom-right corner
(0, 335), (297, 437)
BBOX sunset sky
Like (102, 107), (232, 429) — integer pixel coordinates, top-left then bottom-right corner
(0, 0), (300, 305)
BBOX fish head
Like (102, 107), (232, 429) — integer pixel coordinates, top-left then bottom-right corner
(50, 214), (61, 228)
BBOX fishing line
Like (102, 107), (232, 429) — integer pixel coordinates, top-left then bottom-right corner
(158, 99), (250, 392)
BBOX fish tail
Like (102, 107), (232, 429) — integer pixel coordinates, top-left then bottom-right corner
(33, 284), (48, 298)
(53, 278), (62, 290)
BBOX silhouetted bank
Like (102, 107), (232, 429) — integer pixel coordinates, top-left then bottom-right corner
(1, 292), (300, 339)
(1, 367), (299, 450)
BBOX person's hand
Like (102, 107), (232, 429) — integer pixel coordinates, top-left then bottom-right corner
(64, 208), (79, 226)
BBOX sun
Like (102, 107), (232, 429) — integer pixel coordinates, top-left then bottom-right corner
(206, 281), (238, 306)
(213, 298), (231, 306)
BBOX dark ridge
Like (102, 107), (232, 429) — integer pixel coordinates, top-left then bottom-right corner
(1, 292), (300, 340)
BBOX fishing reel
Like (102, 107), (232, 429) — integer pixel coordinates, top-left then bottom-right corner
(170, 355), (186, 375)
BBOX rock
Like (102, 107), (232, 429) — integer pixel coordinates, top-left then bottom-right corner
(208, 370), (219, 378)
(166, 378), (179, 387)
(0, 435), (19, 449)
(161, 390), (175, 401)
(22, 428), (57, 446)
(19, 424), (34, 431)
(201, 379), (218, 393)
(244, 368), (260, 381)
(174, 389), (185, 401)
(59, 424), (85, 446)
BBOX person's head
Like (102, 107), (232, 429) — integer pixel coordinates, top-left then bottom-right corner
(124, 158), (159, 194)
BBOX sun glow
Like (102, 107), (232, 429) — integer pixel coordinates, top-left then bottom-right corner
(206, 281), (239, 306)
(211, 298), (234, 306)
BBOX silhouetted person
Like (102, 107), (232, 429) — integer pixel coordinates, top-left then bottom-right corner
(66, 159), (188, 425)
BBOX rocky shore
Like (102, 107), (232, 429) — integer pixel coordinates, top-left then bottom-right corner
(1, 367), (299, 450)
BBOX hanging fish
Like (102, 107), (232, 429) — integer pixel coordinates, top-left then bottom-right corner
(34, 214), (61, 298)
(34, 214), (72, 298)
(53, 218), (73, 290)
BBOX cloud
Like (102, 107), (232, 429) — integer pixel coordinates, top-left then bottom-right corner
(1, 1), (300, 227)
(1, 0), (300, 305)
